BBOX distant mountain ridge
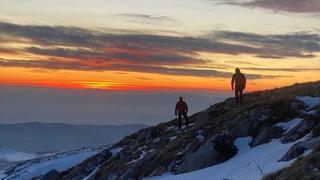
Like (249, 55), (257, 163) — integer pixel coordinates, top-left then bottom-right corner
(0, 122), (147, 153)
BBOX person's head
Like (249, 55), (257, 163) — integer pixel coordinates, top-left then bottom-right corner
(179, 96), (183, 102)
(235, 68), (241, 74)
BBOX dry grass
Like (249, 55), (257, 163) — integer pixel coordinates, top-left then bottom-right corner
(263, 146), (320, 180)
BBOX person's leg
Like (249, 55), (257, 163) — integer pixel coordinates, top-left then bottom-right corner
(178, 113), (182, 130)
(239, 89), (243, 104)
(183, 113), (189, 128)
(235, 89), (239, 105)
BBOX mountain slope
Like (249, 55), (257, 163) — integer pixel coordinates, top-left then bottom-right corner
(0, 146), (104, 180)
(0, 123), (147, 152)
(41, 81), (320, 180)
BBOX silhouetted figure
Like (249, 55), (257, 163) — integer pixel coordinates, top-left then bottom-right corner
(175, 96), (189, 130)
(231, 68), (246, 105)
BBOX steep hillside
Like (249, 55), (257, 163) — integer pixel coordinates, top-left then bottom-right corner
(0, 123), (147, 152)
(39, 81), (320, 180)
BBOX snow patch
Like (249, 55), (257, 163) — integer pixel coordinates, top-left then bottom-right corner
(166, 126), (177, 131)
(196, 134), (205, 142)
(149, 137), (307, 180)
(296, 96), (320, 110)
(110, 147), (123, 156)
(82, 165), (100, 180)
(275, 118), (301, 133)
(126, 151), (147, 165)
(169, 136), (177, 141)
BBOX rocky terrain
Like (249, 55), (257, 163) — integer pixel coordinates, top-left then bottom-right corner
(34, 81), (320, 180)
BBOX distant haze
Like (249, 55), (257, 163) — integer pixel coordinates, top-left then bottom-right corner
(0, 85), (230, 125)
(0, 122), (147, 152)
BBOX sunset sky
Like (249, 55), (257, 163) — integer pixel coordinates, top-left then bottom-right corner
(1, 0), (320, 92)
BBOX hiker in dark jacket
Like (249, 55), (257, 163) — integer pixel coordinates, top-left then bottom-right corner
(231, 68), (246, 105)
(175, 96), (189, 130)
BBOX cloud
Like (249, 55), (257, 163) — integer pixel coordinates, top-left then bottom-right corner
(116, 13), (176, 23)
(0, 58), (281, 79)
(1, 22), (318, 60)
(0, 47), (18, 54)
(214, 31), (320, 58)
(0, 22), (318, 79)
(225, 0), (320, 13)
(26, 46), (207, 65)
(242, 67), (320, 72)
(0, 22), (104, 48)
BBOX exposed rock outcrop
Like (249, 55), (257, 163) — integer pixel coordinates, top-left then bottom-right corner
(282, 119), (316, 143)
(251, 126), (284, 147)
(176, 132), (237, 174)
(281, 136), (320, 161)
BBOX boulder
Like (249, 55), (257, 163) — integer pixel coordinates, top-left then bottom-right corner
(291, 100), (305, 111)
(281, 136), (320, 161)
(233, 109), (271, 138)
(282, 119), (316, 143)
(194, 111), (209, 130)
(249, 109), (272, 122)
(176, 133), (237, 174)
(251, 126), (284, 147)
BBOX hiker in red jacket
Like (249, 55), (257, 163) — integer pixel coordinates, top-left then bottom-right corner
(231, 68), (246, 105)
(175, 96), (189, 130)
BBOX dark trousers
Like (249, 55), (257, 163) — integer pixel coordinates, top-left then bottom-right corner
(235, 88), (243, 105)
(178, 112), (189, 129)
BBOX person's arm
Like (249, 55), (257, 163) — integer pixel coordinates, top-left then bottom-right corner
(231, 75), (235, 90)
(175, 103), (178, 116)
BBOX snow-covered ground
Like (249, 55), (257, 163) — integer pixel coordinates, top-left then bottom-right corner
(148, 117), (312, 180)
(150, 137), (308, 180)
(0, 147), (103, 180)
(0, 148), (36, 162)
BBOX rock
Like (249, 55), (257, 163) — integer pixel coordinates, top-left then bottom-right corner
(194, 111), (209, 130)
(208, 103), (228, 118)
(233, 109), (271, 138)
(291, 100), (305, 111)
(136, 130), (146, 142)
(233, 116), (260, 138)
(213, 133), (238, 160)
(176, 133), (237, 174)
(282, 119), (316, 143)
(249, 109), (272, 122)
(41, 169), (59, 180)
(251, 126), (284, 147)
(148, 166), (167, 177)
(55, 150), (112, 180)
(313, 123), (320, 137)
(281, 136), (320, 161)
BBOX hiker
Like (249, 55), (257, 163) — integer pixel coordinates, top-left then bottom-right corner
(231, 68), (246, 105)
(175, 96), (189, 130)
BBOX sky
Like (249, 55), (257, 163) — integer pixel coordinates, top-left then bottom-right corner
(0, 0), (320, 92)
